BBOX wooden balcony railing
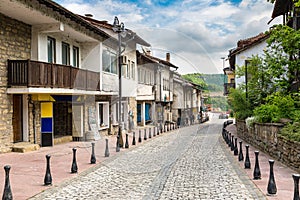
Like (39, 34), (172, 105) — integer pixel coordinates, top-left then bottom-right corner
(7, 60), (100, 91)
(224, 83), (235, 95)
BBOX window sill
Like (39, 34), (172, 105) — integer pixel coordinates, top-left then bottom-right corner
(99, 126), (109, 130)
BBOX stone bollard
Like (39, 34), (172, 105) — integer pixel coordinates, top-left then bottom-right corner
(116, 135), (120, 152)
(238, 141), (244, 161)
(293, 174), (300, 200)
(2, 165), (12, 200)
(132, 132), (136, 145)
(253, 151), (261, 180)
(105, 139), (110, 157)
(234, 138), (238, 156)
(230, 135), (235, 151)
(44, 155), (52, 185)
(244, 145), (251, 169)
(149, 128), (152, 139)
(144, 129), (147, 140)
(138, 130), (142, 143)
(90, 142), (96, 164)
(267, 159), (277, 195)
(71, 148), (78, 173)
(125, 134), (129, 149)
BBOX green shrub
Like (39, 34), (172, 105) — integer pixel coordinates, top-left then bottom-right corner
(279, 122), (300, 142)
(254, 104), (280, 123)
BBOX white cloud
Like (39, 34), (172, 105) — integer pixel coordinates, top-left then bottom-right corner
(56, 0), (280, 74)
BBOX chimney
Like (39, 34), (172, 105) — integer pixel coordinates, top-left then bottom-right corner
(85, 14), (93, 18)
(166, 53), (170, 62)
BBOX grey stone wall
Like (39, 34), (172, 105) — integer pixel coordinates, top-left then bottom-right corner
(236, 120), (300, 171)
(0, 13), (31, 152)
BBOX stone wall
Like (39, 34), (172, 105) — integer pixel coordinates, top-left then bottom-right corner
(236, 120), (300, 171)
(0, 13), (31, 152)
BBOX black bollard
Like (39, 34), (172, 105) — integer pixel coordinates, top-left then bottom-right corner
(238, 141), (244, 161)
(71, 148), (78, 173)
(2, 165), (12, 200)
(253, 151), (261, 180)
(144, 129), (147, 140)
(44, 155), (52, 185)
(231, 135), (235, 151)
(293, 174), (300, 200)
(244, 145), (251, 169)
(105, 139), (110, 157)
(267, 159), (277, 195)
(153, 127), (156, 137)
(125, 133), (129, 148)
(90, 142), (96, 164)
(149, 128), (152, 139)
(228, 133), (231, 147)
(116, 135), (120, 152)
(157, 126), (160, 135)
(234, 138), (238, 156)
(138, 130), (142, 143)
(132, 132), (136, 145)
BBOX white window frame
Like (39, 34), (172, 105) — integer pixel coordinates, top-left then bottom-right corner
(102, 47), (117, 74)
(96, 102), (109, 130)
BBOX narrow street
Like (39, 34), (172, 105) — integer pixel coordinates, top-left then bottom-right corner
(30, 115), (266, 200)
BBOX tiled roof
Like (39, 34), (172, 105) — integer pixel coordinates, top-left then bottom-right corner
(79, 15), (150, 47)
(229, 32), (269, 56)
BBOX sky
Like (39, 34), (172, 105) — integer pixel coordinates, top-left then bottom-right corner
(54, 0), (280, 75)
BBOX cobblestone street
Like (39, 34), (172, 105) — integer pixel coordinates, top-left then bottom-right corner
(30, 116), (266, 200)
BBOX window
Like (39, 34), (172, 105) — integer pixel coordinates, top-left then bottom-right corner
(102, 48), (117, 74)
(62, 42), (70, 65)
(138, 68), (141, 83)
(47, 37), (56, 63)
(131, 61), (135, 80)
(73, 46), (79, 68)
(122, 64), (128, 78)
(96, 102), (109, 129)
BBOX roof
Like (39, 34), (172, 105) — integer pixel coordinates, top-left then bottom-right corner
(268, 0), (293, 24)
(229, 32), (269, 56)
(136, 50), (179, 70)
(36, 0), (110, 39)
(79, 15), (150, 47)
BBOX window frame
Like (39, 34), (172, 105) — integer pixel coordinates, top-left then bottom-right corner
(47, 37), (56, 63)
(102, 48), (117, 74)
(96, 102), (109, 130)
(62, 42), (70, 65)
(72, 46), (79, 68)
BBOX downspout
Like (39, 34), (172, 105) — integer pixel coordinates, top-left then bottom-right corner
(28, 94), (36, 144)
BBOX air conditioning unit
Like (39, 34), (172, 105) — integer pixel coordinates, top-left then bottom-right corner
(121, 55), (127, 65)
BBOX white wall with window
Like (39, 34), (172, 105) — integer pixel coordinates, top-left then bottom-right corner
(111, 101), (127, 126)
(96, 102), (109, 130)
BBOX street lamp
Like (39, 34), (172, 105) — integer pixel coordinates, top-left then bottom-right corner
(221, 57), (226, 95)
(113, 16), (126, 149)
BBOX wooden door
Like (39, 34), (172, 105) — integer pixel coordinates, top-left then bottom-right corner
(13, 95), (23, 142)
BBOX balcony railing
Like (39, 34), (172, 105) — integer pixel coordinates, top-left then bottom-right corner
(7, 60), (100, 91)
(224, 83), (235, 95)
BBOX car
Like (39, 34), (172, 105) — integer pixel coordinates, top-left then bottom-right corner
(219, 113), (228, 119)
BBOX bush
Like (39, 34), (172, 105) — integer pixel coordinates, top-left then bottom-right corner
(254, 104), (280, 123)
(279, 122), (300, 142)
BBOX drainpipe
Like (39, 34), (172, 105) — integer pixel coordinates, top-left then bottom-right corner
(28, 95), (36, 144)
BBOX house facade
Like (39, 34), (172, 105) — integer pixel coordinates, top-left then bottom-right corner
(226, 33), (269, 95)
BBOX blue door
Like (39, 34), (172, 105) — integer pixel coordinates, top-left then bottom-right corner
(137, 104), (141, 123)
(145, 103), (151, 121)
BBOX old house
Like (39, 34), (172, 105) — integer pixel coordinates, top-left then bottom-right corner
(0, 0), (115, 151)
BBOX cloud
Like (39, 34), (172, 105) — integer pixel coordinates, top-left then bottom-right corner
(55, 0), (279, 74)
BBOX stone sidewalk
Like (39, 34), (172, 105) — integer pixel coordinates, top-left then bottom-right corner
(225, 123), (298, 200)
(0, 125), (160, 200)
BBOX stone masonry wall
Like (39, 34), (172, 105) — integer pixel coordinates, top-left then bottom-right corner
(236, 120), (300, 171)
(0, 13), (31, 152)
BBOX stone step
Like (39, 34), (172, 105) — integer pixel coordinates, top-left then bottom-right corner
(12, 142), (40, 153)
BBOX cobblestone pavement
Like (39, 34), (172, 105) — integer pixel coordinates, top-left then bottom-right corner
(30, 117), (266, 200)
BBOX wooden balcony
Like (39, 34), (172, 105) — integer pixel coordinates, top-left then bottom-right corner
(224, 83), (235, 96)
(7, 60), (100, 91)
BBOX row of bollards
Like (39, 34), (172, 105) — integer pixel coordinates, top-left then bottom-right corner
(1, 124), (181, 199)
(222, 120), (300, 199)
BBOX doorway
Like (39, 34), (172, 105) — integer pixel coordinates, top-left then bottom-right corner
(13, 95), (23, 142)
